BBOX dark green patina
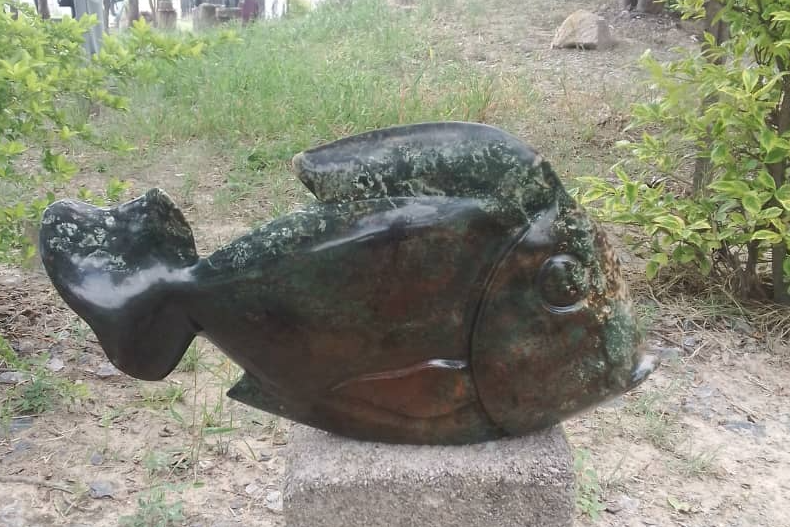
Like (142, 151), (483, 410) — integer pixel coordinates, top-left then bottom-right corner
(39, 122), (656, 445)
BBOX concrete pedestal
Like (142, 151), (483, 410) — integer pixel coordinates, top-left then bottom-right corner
(283, 425), (575, 527)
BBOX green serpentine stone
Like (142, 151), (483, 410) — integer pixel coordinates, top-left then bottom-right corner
(38, 122), (656, 445)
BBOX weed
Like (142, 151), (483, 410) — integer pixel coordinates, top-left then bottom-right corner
(675, 445), (720, 478)
(138, 383), (186, 410)
(574, 448), (606, 521)
(119, 486), (185, 527)
(626, 387), (682, 450)
(175, 343), (204, 373)
(142, 449), (191, 479)
(1, 343), (89, 418)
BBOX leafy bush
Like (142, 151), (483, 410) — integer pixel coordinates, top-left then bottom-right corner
(579, 0), (790, 302)
(0, 3), (222, 264)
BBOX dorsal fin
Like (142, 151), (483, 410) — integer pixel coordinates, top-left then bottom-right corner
(292, 122), (564, 218)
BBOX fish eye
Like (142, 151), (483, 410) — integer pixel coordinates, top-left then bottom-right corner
(537, 254), (589, 313)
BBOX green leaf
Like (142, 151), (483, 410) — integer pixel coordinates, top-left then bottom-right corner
(653, 252), (669, 266)
(0, 141), (28, 156)
(646, 260), (660, 280)
(687, 220), (711, 230)
(765, 147), (789, 165)
(777, 184), (790, 210)
(673, 245), (697, 264)
(624, 182), (638, 206)
(759, 129), (790, 164)
(742, 192), (762, 215)
(667, 496), (692, 513)
(752, 230), (783, 244)
(709, 180), (750, 197)
(758, 207), (784, 219)
(742, 69), (758, 92)
(755, 171), (776, 191)
(653, 215), (685, 232)
(710, 143), (727, 165)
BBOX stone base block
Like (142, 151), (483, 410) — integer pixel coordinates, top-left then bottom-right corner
(283, 425), (574, 527)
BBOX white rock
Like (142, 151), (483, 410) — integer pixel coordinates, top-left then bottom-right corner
(551, 10), (613, 50)
(46, 357), (65, 372)
(265, 490), (283, 513)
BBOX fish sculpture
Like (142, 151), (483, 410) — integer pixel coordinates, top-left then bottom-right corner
(39, 122), (656, 445)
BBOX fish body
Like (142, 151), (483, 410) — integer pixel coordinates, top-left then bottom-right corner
(39, 122), (655, 445)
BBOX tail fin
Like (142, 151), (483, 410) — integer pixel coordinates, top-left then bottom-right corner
(39, 189), (199, 381)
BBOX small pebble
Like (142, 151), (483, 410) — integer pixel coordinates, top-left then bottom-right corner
(8, 416), (34, 434)
(0, 372), (30, 385)
(96, 362), (120, 378)
(46, 357), (65, 373)
(682, 336), (698, 349)
(244, 482), (262, 496)
(265, 490), (283, 513)
(88, 480), (115, 499)
(90, 451), (104, 466)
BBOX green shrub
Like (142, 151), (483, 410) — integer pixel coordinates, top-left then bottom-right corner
(0, 3), (223, 263)
(579, 0), (790, 303)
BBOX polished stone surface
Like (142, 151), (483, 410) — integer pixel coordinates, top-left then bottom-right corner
(39, 122), (655, 444)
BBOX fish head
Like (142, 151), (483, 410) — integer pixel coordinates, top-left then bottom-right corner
(471, 199), (657, 435)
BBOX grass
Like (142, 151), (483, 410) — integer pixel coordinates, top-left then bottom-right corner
(626, 387), (682, 450)
(119, 486), (185, 527)
(1, 336), (89, 419)
(99, 0), (535, 211)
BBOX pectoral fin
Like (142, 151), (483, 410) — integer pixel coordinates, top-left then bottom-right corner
(330, 359), (477, 419)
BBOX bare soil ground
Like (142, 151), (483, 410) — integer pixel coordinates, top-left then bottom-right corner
(2, 1), (789, 526)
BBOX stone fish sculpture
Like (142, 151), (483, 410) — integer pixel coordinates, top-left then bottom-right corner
(39, 122), (656, 445)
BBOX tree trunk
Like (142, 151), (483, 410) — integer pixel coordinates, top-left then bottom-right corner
(103, 0), (111, 29)
(129, 0), (140, 22)
(38, 0), (51, 18)
(692, 1), (729, 195)
(767, 80), (790, 304)
(774, 244), (789, 303)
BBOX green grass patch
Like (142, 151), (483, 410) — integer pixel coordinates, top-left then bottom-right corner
(103, 0), (534, 205)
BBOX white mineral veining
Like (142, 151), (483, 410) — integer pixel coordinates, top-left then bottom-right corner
(231, 241), (252, 269)
(56, 222), (78, 237)
(48, 236), (71, 252)
(70, 264), (193, 310)
(70, 251), (127, 270)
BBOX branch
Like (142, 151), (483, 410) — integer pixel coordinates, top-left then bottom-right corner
(0, 475), (74, 494)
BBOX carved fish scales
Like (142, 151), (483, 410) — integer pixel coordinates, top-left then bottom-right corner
(39, 122), (656, 445)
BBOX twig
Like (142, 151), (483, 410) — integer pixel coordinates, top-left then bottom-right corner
(648, 330), (684, 350)
(0, 475), (73, 494)
(746, 374), (772, 393)
(720, 392), (761, 421)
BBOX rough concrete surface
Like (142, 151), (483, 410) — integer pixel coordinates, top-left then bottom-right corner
(283, 425), (574, 527)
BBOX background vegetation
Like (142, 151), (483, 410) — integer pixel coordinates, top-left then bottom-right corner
(581, 0), (790, 304)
